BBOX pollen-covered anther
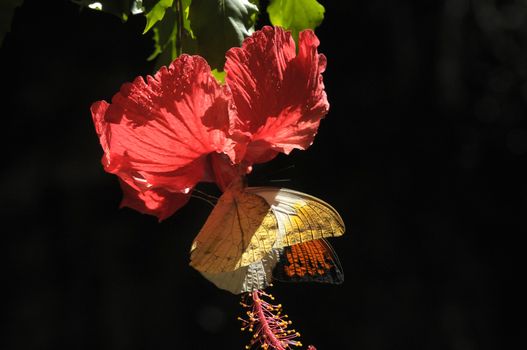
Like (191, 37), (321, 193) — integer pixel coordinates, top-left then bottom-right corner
(238, 289), (313, 350)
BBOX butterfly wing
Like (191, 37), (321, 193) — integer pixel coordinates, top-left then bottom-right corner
(272, 239), (344, 284)
(199, 249), (281, 294)
(247, 187), (345, 247)
(190, 189), (278, 274)
(195, 239), (343, 293)
(190, 186), (346, 293)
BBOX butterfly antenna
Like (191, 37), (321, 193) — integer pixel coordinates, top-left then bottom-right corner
(191, 194), (216, 208)
(252, 164), (296, 182)
(191, 189), (219, 208)
(268, 164), (296, 176)
(268, 178), (292, 183)
(193, 189), (218, 201)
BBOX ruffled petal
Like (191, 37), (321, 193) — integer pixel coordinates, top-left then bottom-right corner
(119, 179), (190, 221)
(91, 55), (236, 216)
(225, 27), (329, 164)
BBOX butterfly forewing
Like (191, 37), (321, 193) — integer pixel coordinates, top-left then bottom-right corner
(248, 187), (345, 247)
(190, 189), (278, 274)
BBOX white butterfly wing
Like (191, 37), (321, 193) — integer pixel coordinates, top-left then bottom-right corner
(199, 249), (281, 294)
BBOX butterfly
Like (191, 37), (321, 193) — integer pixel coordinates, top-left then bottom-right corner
(189, 182), (345, 294)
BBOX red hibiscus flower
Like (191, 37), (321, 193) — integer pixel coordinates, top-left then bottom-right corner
(91, 26), (329, 221)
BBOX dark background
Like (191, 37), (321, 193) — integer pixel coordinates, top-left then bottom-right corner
(2, 1), (522, 349)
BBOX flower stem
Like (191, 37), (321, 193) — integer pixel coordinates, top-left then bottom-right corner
(175, 0), (183, 56)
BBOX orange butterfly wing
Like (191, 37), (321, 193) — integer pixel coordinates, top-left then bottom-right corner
(273, 239), (344, 284)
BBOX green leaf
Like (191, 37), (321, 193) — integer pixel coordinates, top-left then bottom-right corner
(211, 69), (226, 83)
(71, 0), (143, 21)
(249, 0), (259, 24)
(189, 0), (259, 70)
(267, 0), (324, 41)
(179, 0), (194, 36)
(147, 0), (196, 69)
(143, 0), (173, 33)
(0, 0), (24, 46)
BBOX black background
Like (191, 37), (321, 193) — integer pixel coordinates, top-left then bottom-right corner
(2, 1), (522, 349)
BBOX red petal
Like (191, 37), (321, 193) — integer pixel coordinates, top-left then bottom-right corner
(91, 55), (236, 217)
(225, 27), (329, 163)
(119, 179), (190, 221)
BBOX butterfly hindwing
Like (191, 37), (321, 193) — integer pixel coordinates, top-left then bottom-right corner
(273, 239), (344, 284)
(199, 249), (281, 294)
